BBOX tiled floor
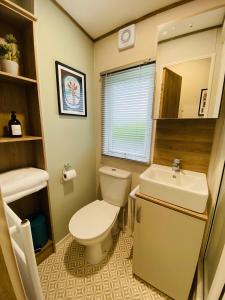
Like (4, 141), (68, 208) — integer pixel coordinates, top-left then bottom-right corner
(38, 231), (170, 300)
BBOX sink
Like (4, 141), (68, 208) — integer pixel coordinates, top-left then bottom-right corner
(139, 164), (208, 213)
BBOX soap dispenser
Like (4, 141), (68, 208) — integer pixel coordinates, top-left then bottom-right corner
(8, 111), (22, 137)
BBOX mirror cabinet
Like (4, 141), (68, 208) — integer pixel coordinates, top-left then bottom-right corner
(154, 7), (225, 119)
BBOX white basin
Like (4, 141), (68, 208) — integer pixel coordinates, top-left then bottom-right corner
(139, 164), (208, 213)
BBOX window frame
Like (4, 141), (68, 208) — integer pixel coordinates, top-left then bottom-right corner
(101, 60), (156, 165)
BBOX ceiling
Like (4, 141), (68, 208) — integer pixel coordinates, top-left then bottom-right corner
(158, 7), (225, 41)
(55, 0), (187, 39)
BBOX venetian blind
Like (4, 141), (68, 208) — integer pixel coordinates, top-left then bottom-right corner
(101, 62), (156, 163)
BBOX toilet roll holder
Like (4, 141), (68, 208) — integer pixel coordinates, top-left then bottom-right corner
(64, 163), (71, 171)
(61, 163), (72, 183)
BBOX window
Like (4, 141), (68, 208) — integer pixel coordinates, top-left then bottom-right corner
(101, 62), (156, 163)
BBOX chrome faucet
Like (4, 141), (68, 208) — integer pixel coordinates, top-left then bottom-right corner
(172, 158), (181, 172)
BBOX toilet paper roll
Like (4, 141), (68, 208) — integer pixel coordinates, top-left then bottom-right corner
(63, 169), (76, 181)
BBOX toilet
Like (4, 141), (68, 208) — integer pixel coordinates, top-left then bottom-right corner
(69, 166), (131, 264)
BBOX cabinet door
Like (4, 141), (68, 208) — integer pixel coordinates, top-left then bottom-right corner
(132, 197), (205, 300)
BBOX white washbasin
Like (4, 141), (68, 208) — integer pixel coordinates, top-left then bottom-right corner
(139, 164), (208, 213)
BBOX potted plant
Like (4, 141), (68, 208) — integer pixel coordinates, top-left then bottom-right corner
(0, 34), (19, 75)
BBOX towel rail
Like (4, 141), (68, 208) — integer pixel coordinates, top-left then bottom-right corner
(4, 202), (43, 300)
(9, 225), (17, 235)
(5, 202), (21, 225)
(12, 239), (26, 264)
(127, 185), (139, 236)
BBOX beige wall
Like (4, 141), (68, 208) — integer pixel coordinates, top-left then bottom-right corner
(94, 0), (225, 189)
(34, 0), (225, 243)
(202, 23), (225, 254)
(209, 23), (225, 116)
(204, 170), (225, 297)
(170, 58), (211, 118)
(203, 80), (225, 296)
(205, 90), (225, 245)
(35, 0), (96, 243)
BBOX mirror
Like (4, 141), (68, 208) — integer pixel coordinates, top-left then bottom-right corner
(154, 7), (225, 119)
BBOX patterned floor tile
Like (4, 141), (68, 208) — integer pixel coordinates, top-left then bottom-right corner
(38, 232), (171, 300)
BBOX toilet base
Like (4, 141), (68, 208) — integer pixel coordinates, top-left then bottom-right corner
(111, 219), (119, 235)
(85, 232), (113, 264)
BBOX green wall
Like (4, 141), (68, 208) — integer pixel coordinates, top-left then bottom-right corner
(35, 0), (96, 243)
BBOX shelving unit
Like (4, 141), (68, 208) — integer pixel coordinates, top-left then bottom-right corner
(0, 70), (37, 84)
(0, 136), (42, 143)
(1, 0), (35, 17)
(0, 0), (54, 264)
(35, 239), (53, 265)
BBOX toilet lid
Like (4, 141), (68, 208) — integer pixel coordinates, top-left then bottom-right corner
(69, 200), (120, 240)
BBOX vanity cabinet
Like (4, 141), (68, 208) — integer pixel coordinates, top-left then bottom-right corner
(132, 194), (207, 300)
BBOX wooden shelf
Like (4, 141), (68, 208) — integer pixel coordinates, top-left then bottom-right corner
(0, 1), (35, 27)
(35, 240), (54, 265)
(1, 0), (36, 21)
(0, 70), (37, 85)
(0, 136), (42, 143)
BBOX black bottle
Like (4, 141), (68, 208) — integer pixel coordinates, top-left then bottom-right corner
(8, 111), (22, 137)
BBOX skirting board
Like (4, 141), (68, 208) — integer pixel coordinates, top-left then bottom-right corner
(55, 233), (71, 251)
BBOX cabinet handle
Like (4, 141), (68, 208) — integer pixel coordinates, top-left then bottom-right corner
(136, 206), (142, 223)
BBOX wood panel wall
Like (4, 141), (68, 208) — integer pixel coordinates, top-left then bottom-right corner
(153, 119), (216, 173)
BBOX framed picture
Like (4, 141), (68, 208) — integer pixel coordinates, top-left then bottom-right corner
(198, 88), (208, 117)
(55, 61), (87, 116)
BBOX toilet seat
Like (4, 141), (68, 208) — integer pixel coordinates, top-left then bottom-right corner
(69, 200), (120, 241)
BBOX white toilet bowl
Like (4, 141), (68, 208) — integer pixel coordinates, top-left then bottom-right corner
(69, 166), (131, 264)
(69, 200), (120, 264)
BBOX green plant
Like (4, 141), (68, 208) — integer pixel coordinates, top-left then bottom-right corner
(5, 33), (17, 44)
(0, 44), (9, 57)
(0, 33), (19, 61)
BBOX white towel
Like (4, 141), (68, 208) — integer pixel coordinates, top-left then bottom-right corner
(4, 182), (47, 204)
(127, 185), (139, 236)
(0, 168), (49, 201)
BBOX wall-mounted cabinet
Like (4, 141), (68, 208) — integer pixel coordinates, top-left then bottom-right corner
(154, 7), (225, 119)
(0, 0), (54, 264)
